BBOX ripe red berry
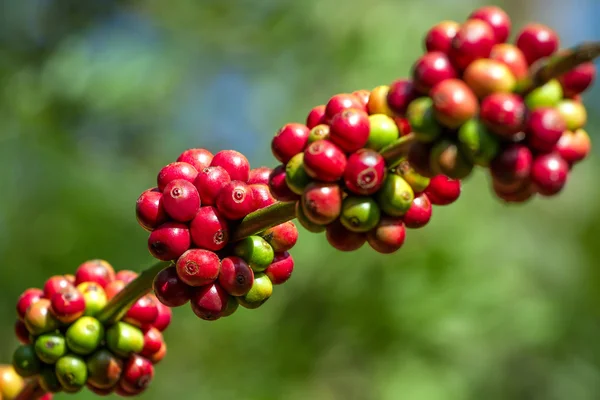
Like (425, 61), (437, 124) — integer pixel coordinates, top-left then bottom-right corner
(430, 79), (478, 128)
(147, 222), (191, 261)
(190, 283), (229, 321)
(141, 327), (163, 358)
(17, 288), (44, 320)
(479, 93), (526, 139)
(210, 150), (250, 182)
(194, 166), (231, 206)
(218, 256), (254, 296)
(124, 294), (159, 328)
(249, 183), (277, 210)
(306, 105), (326, 129)
(152, 266), (191, 307)
(271, 123), (310, 164)
(248, 167), (273, 185)
(367, 217), (406, 254)
(490, 144), (533, 187)
(15, 320), (30, 344)
(105, 280), (126, 300)
(176, 148), (214, 172)
(303, 140), (347, 182)
(50, 287), (86, 323)
(555, 129), (591, 164)
(515, 23), (559, 65)
(526, 107), (567, 152)
(449, 19), (495, 70)
(325, 220), (366, 252)
(531, 153), (569, 196)
(268, 165), (300, 202)
(343, 149), (386, 195)
(411, 51), (457, 94)
(423, 175), (461, 206)
(151, 300), (172, 332)
(301, 182), (343, 225)
(189, 208), (228, 253)
(468, 6), (511, 43)
(116, 270), (138, 284)
(492, 178), (536, 203)
(352, 90), (371, 107)
(75, 259), (115, 288)
(403, 194), (432, 229)
(325, 93), (366, 120)
(43, 276), (73, 299)
(260, 221), (298, 252)
(559, 62), (596, 97)
(489, 44), (529, 84)
(120, 355), (154, 394)
(264, 252), (294, 285)
(161, 179), (201, 222)
(216, 181), (255, 220)
(395, 117), (412, 136)
(175, 249), (221, 287)
(157, 162), (198, 192)
(424, 20), (460, 53)
(135, 188), (167, 232)
(329, 109), (370, 153)
(463, 59), (516, 98)
(387, 79), (417, 114)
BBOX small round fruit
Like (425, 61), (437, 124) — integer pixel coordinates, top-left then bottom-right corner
(106, 322), (144, 357)
(469, 5), (511, 43)
(24, 298), (59, 336)
(35, 332), (66, 364)
(16, 288), (44, 320)
(105, 280), (126, 301)
(301, 182), (343, 225)
(492, 178), (536, 203)
(343, 149), (386, 195)
(12, 345), (40, 377)
(430, 139), (474, 180)
(458, 119), (501, 166)
(75, 259), (115, 288)
(530, 153), (569, 196)
(221, 297), (239, 318)
(329, 109), (370, 153)
(403, 194), (432, 229)
(218, 256), (254, 296)
(411, 51), (457, 94)
(463, 59), (516, 98)
(38, 365), (62, 393)
(260, 221), (299, 252)
(76, 282), (107, 316)
(116, 270), (138, 284)
(120, 355), (154, 394)
(237, 273), (273, 309)
(176, 249), (220, 287)
(65, 316), (104, 355)
(448, 19), (495, 70)
(424, 20), (460, 53)
(157, 162), (198, 192)
(393, 159), (431, 193)
(55, 355), (87, 393)
(556, 99), (587, 130)
(190, 206), (229, 251)
(162, 179), (201, 222)
(249, 183), (276, 210)
(0, 366), (25, 399)
(177, 148), (213, 172)
(268, 165), (300, 202)
(216, 181), (255, 220)
(325, 93), (366, 120)
(50, 286), (86, 324)
(271, 123), (310, 164)
(479, 92), (526, 138)
(352, 89), (371, 106)
(489, 44), (529, 85)
(516, 23), (559, 65)
(386, 79), (416, 115)
(524, 79), (563, 109)
(43, 275), (73, 299)
(490, 144), (533, 187)
(141, 327), (163, 358)
(406, 97), (442, 142)
(285, 153), (312, 195)
(367, 86), (396, 117)
(295, 202), (327, 233)
(248, 167), (272, 185)
(526, 107), (567, 152)
(152, 300), (172, 332)
(424, 175), (461, 205)
(306, 105), (326, 128)
(210, 150), (250, 182)
(194, 165), (231, 206)
(265, 252), (294, 285)
(367, 114), (399, 151)
(559, 62), (596, 96)
(430, 79), (478, 128)
(136, 188), (168, 232)
(147, 222), (191, 261)
(15, 320), (30, 344)
(153, 266), (191, 307)
(325, 220), (367, 252)
(190, 283), (229, 320)
(233, 236), (275, 272)
(124, 295), (159, 327)
(87, 349), (123, 390)
(308, 124), (331, 144)
(555, 129), (591, 164)
(340, 197), (381, 233)
(367, 217), (406, 254)
(376, 174), (414, 216)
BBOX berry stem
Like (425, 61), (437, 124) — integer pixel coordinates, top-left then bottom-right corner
(230, 200), (298, 241)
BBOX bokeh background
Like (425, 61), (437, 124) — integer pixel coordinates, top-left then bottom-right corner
(1, 0), (600, 399)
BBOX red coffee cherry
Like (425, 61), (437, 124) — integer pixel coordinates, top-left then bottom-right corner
(17, 288), (44, 320)
(449, 19), (495, 70)
(325, 220), (366, 252)
(343, 149), (386, 195)
(489, 44), (529, 84)
(151, 300), (172, 332)
(325, 93), (366, 120)
(367, 217), (406, 254)
(249, 184), (277, 210)
(352, 90), (371, 107)
(423, 175), (461, 206)
(194, 166), (231, 206)
(161, 179), (201, 222)
(43, 275), (73, 299)
(559, 62), (596, 97)
(387, 79), (417, 114)
(479, 93), (526, 138)
(260, 221), (298, 252)
(248, 167), (273, 185)
(190, 283), (229, 321)
(264, 252), (294, 285)
(176, 249), (221, 287)
(430, 79), (479, 128)
(152, 266), (191, 307)
(125, 294), (159, 327)
(554, 129), (591, 164)
(301, 182), (343, 225)
(15, 320), (30, 344)
(268, 165), (300, 202)
(468, 5), (511, 43)
(329, 109), (370, 153)
(190, 206), (229, 251)
(530, 153), (569, 196)
(135, 188), (167, 232)
(120, 355), (154, 394)
(403, 194), (432, 229)
(463, 59), (516, 98)
(176, 148), (214, 172)
(75, 259), (115, 288)
(218, 256), (254, 296)
(141, 327), (164, 358)
(116, 270), (138, 284)
(492, 178), (536, 203)
(515, 23), (559, 65)
(303, 140), (347, 182)
(216, 181), (255, 220)
(157, 162), (198, 192)
(490, 144), (533, 188)
(306, 105), (326, 129)
(526, 107), (567, 153)
(424, 20), (460, 53)
(210, 150), (250, 182)
(411, 51), (458, 94)
(105, 281), (126, 300)
(50, 286), (86, 324)
(271, 123), (310, 164)
(147, 222), (191, 261)
(408, 141), (436, 178)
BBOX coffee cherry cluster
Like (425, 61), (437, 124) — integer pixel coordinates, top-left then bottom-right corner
(12, 260), (171, 397)
(389, 6), (595, 202)
(0, 365), (52, 400)
(269, 91), (462, 254)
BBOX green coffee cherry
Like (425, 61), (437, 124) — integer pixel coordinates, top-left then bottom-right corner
(39, 366), (63, 393)
(393, 159), (431, 193)
(308, 124), (331, 144)
(407, 97), (442, 142)
(76, 282), (108, 316)
(65, 316), (104, 356)
(295, 202), (326, 233)
(285, 153), (312, 195)
(376, 174), (414, 216)
(12, 345), (41, 377)
(35, 333), (67, 364)
(55, 355), (87, 393)
(430, 139), (474, 180)
(87, 349), (123, 390)
(106, 322), (144, 358)
(367, 114), (399, 151)
(233, 236), (275, 272)
(525, 79), (563, 109)
(458, 119), (500, 166)
(237, 273), (273, 309)
(340, 197), (381, 233)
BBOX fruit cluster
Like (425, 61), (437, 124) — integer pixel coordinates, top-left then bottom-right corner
(12, 260), (170, 397)
(387, 6), (595, 202)
(0, 365), (52, 400)
(136, 148), (298, 320)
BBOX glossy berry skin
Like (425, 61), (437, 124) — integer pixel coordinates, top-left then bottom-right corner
(303, 140), (347, 182)
(516, 23), (559, 65)
(424, 20), (460, 53)
(329, 109), (370, 153)
(86, 349), (123, 390)
(403, 194), (432, 229)
(265, 252), (294, 285)
(120, 355), (154, 394)
(352, 89), (371, 106)
(13, 345), (41, 377)
(376, 174), (414, 216)
(65, 316), (104, 356)
(77, 282), (107, 317)
(237, 273), (273, 309)
(489, 44), (529, 85)
(249, 184), (277, 210)
(344, 149), (386, 195)
(295, 202), (326, 233)
(162, 179), (201, 222)
(260, 221), (298, 252)
(526, 107), (567, 153)
(104, 281), (125, 302)
(394, 159), (431, 193)
(268, 165), (300, 202)
(218, 256), (254, 296)
(306, 105), (326, 129)
(325, 93), (366, 120)
(469, 6), (511, 43)
(176, 249), (221, 287)
(106, 322), (144, 358)
(463, 59), (516, 98)
(271, 123), (310, 164)
(24, 299), (59, 336)
(490, 144), (533, 188)
(50, 287), (86, 324)
(125, 295), (159, 327)
(340, 197), (381, 233)
(75, 259), (115, 288)
(406, 97), (442, 142)
(15, 320), (30, 344)
(141, 327), (163, 358)
(216, 181), (255, 220)
(555, 129), (591, 164)
(116, 270), (138, 284)
(153, 266), (191, 307)
(308, 124), (331, 144)
(430, 79), (478, 128)
(43, 275), (73, 299)
(151, 300), (172, 331)
(177, 148), (214, 172)
(387, 79), (417, 114)
(367, 85), (396, 117)
(193, 166), (231, 206)
(531, 153), (569, 196)
(17, 288), (44, 320)
(135, 188), (167, 232)
(479, 93), (526, 138)
(325, 220), (366, 252)
(449, 19), (495, 70)
(411, 51), (457, 94)
(157, 162), (198, 192)
(210, 150), (250, 182)
(458, 119), (500, 167)
(34, 332), (66, 364)
(190, 283), (229, 321)
(367, 217), (406, 254)
(525, 79), (563, 110)
(424, 175), (461, 206)
(248, 167), (272, 185)
(234, 236), (274, 272)
(301, 182), (343, 225)
(367, 114), (399, 151)
(147, 222), (191, 261)
(556, 100), (587, 131)
(285, 153), (312, 195)
(559, 62), (596, 96)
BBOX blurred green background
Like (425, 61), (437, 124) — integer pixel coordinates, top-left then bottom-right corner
(1, 0), (600, 399)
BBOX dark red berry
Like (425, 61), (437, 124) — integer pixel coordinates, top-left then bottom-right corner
(329, 109), (370, 153)
(43, 276), (73, 299)
(492, 178), (536, 203)
(75, 260), (115, 288)
(248, 167), (273, 185)
(306, 105), (326, 129)
(210, 150), (250, 182)
(125, 295), (159, 327)
(147, 222), (191, 261)
(50, 287), (85, 323)
(395, 117), (412, 136)
(141, 327), (163, 358)
(216, 181), (255, 220)
(175, 249), (220, 287)
(157, 162), (198, 192)
(425, 20), (460, 53)
(424, 175), (461, 206)
(260, 221), (298, 252)
(120, 355), (154, 394)
(271, 123), (310, 164)
(411, 51), (457, 94)
(249, 184), (276, 210)
(469, 6), (511, 43)
(559, 62), (596, 96)
(516, 23), (559, 65)
(264, 252), (294, 285)
(530, 153), (569, 196)
(303, 140), (347, 182)
(194, 166), (231, 206)
(301, 182), (343, 225)
(526, 107), (567, 152)
(489, 44), (529, 84)
(449, 19), (495, 70)
(152, 266), (191, 307)
(490, 144), (533, 187)
(325, 93), (366, 120)
(479, 93), (526, 138)
(343, 149), (386, 195)
(555, 129), (591, 164)
(403, 194), (432, 229)
(176, 148), (214, 172)
(367, 217), (406, 254)
(325, 220), (366, 252)
(218, 256), (254, 296)
(151, 300), (172, 331)
(116, 270), (138, 284)
(190, 283), (229, 321)
(17, 288), (44, 320)
(408, 141), (436, 178)
(268, 165), (300, 202)
(135, 188), (167, 232)
(162, 179), (201, 222)
(430, 78), (478, 128)
(387, 79), (417, 114)
(15, 320), (30, 344)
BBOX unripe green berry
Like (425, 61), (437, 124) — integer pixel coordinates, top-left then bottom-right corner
(12, 345), (41, 377)
(39, 366), (63, 393)
(106, 322), (144, 358)
(393, 159), (431, 193)
(340, 197), (381, 233)
(406, 97), (442, 142)
(308, 124), (330, 144)
(376, 174), (414, 216)
(233, 235), (275, 272)
(237, 273), (273, 309)
(55, 354), (87, 393)
(458, 119), (500, 166)
(556, 99), (587, 130)
(285, 153), (312, 195)
(76, 282), (108, 317)
(430, 139), (474, 179)
(65, 316), (104, 356)
(87, 349), (123, 390)
(525, 79), (563, 109)
(367, 114), (400, 150)
(35, 333), (67, 364)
